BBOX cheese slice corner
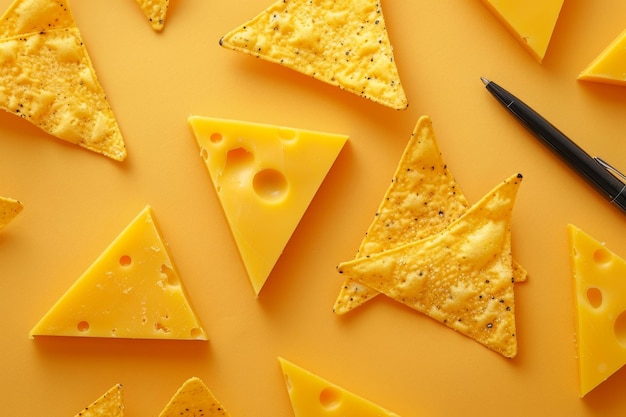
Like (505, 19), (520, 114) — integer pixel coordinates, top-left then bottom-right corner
(278, 357), (402, 417)
(481, 0), (564, 63)
(72, 384), (123, 417)
(29, 205), (206, 340)
(578, 27), (626, 86)
(568, 224), (626, 397)
(188, 116), (347, 296)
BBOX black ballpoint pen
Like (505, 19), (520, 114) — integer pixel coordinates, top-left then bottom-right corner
(480, 77), (626, 215)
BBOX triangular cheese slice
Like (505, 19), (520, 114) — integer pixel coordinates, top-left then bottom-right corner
(134, 0), (169, 31)
(29, 205), (206, 340)
(578, 28), (626, 86)
(0, 195), (24, 231)
(278, 357), (402, 417)
(337, 174), (523, 358)
(0, 0), (126, 160)
(568, 224), (626, 397)
(480, 0), (564, 63)
(220, 0), (408, 110)
(72, 384), (124, 417)
(188, 116), (347, 296)
(158, 377), (231, 417)
(333, 116), (526, 315)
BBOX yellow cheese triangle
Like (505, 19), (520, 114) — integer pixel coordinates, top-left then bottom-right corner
(29, 206), (206, 340)
(220, 0), (408, 110)
(158, 377), (231, 417)
(480, 0), (564, 63)
(0, 195), (24, 231)
(568, 224), (626, 397)
(333, 116), (526, 315)
(189, 116), (347, 296)
(578, 28), (626, 86)
(72, 384), (124, 417)
(134, 0), (169, 31)
(0, 0), (127, 161)
(337, 174), (523, 358)
(278, 357), (402, 417)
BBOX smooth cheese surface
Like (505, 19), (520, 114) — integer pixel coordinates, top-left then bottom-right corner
(578, 27), (626, 86)
(568, 224), (626, 397)
(481, 0), (564, 62)
(278, 357), (402, 417)
(29, 205), (206, 340)
(189, 116), (347, 296)
(0, 195), (23, 231)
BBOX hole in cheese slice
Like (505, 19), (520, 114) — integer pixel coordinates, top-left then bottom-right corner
(158, 377), (232, 417)
(480, 0), (564, 63)
(578, 27), (626, 86)
(278, 357), (402, 417)
(29, 205), (206, 340)
(0, 195), (23, 231)
(219, 0), (408, 110)
(72, 384), (123, 417)
(568, 224), (626, 397)
(0, 0), (126, 161)
(188, 115), (347, 297)
(333, 115), (527, 316)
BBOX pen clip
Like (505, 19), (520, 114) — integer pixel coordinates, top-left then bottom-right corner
(594, 157), (626, 184)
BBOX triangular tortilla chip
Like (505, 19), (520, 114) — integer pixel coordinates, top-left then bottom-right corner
(337, 174), (523, 358)
(134, 0), (169, 31)
(0, 195), (23, 231)
(578, 27), (626, 86)
(568, 224), (626, 397)
(220, 0), (408, 110)
(333, 116), (526, 315)
(188, 115), (347, 296)
(72, 384), (124, 417)
(158, 377), (231, 417)
(0, 0), (126, 160)
(29, 206), (206, 340)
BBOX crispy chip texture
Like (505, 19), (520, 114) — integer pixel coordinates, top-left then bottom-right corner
(338, 174), (523, 358)
(158, 377), (231, 417)
(73, 384), (123, 417)
(134, 0), (169, 31)
(333, 116), (526, 315)
(0, 0), (126, 160)
(220, 0), (408, 110)
(0, 195), (23, 231)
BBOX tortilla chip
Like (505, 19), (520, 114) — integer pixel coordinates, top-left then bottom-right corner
(0, 0), (126, 161)
(134, 0), (169, 31)
(333, 116), (527, 315)
(0, 195), (23, 231)
(337, 174), (523, 358)
(73, 384), (123, 417)
(220, 0), (408, 110)
(158, 377), (231, 417)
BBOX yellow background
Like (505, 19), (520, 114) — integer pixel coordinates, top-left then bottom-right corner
(1, 0), (625, 416)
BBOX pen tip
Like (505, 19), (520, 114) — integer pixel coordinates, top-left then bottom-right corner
(480, 77), (490, 86)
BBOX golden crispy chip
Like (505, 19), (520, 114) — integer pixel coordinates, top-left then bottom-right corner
(73, 384), (123, 417)
(333, 116), (526, 315)
(0, 195), (23, 231)
(220, 0), (408, 110)
(0, 0), (126, 161)
(158, 377), (231, 417)
(337, 174), (523, 358)
(134, 0), (169, 31)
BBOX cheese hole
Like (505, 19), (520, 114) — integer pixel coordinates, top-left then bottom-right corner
(210, 133), (223, 143)
(225, 147), (254, 169)
(283, 373), (293, 392)
(586, 287), (603, 309)
(200, 147), (209, 161)
(77, 321), (90, 332)
(253, 169), (288, 201)
(319, 387), (342, 410)
(593, 247), (612, 265)
(278, 128), (297, 141)
(615, 311), (626, 347)
(160, 264), (179, 286)
(119, 255), (132, 266)
(190, 328), (203, 339)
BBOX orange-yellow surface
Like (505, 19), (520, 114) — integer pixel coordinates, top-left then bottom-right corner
(1, 1), (625, 416)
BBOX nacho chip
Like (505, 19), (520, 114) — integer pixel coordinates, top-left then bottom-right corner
(158, 377), (231, 417)
(337, 174), (523, 358)
(333, 116), (526, 315)
(73, 384), (123, 417)
(0, 0), (126, 161)
(220, 0), (408, 110)
(0, 195), (23, 231)
(134, 0), (169, 31)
